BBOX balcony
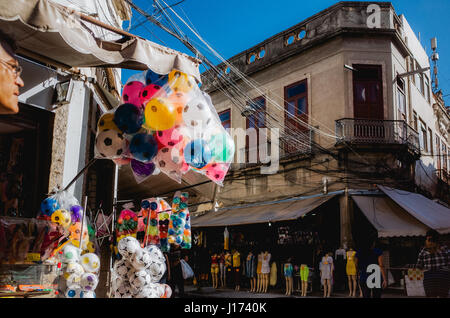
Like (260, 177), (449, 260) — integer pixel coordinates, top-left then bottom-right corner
(335, 118), (420, 156)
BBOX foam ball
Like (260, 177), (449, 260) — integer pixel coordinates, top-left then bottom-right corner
(65, 285), (83, 298)
(168, 92), (189, 124)
(80, 273), (99, 291)
(66, 273), (82, 286)
(80, 290), (96, 298)
(40, 197), (60, 217)
(155, 146), (183, 179)
(117, 236), (141, 259)
(128, 269), (151, 292)
(155, 126), (183, 147)
(205, 162), (229, 183)
(97, 113), (120, 132)
(140, 84), (163, 106)
(113, 259), (132, 278)
(64, 262), (85, 279)
(130, 249), (152, 270)
(145, 70), (168, 87)
(184, 139), (212, 169)
(183, 98), (214, 130)
(147, 259), (166, 283)
(209, 133), (235, 163)
(114, 281), (133, 298)
(144, 98), (177, 131)
(131, 159), (156, 177)
(96, 129), (126, 158)
(168, 70), (194, 93)
(51, 209), (71, 228)
(68, 222), (88, 244)
(113, 103), (144, 134)
(122, 81), (144, 106)
(129, 133), (158, 163)
(144, 245), (165, 264)
(80, 253), (100, 273)
(62, 244), (81, 263)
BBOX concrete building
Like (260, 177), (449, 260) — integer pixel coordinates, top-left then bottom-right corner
(193, 1), (450, 254)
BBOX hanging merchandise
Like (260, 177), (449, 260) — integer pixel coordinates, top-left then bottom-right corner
(168, 191), (191, 249)
(116, 210), (139, 243)
(157, 199), (171, 253)
(141, 198), (161, 246)
(111, 236), (171, 298)
(224, 227), (229, 251)
(94, 69), (235, 185)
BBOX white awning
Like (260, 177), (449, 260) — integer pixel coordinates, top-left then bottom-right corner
(191, 194), (337, 228)
(0, 0), (201, 81)
(352, 195), (429, 237)
(378, 185), (450, 234)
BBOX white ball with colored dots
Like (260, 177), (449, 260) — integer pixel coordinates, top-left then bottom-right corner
(80, 253), (100, 273)
(65, 285), (83, 298)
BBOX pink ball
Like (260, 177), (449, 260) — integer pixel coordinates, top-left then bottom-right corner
(140, 84), (163, 106)
(155, 145), (184, 178)
(205, 163), (229, 183)
(122, 81), (144, 107)
(155, 125), (183, 147)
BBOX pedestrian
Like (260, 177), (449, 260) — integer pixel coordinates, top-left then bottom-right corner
(283, 257), (294, 296)
(416, 229), (450, 298)
(0, 31), (24, 114)
(168, 244), (184, 297)
(356, 236), (387, 298)
(320, 252), (334, 298)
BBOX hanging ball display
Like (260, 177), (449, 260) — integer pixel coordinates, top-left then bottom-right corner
(62, 244), (81, 263)
(129, 133), (158, 163)
(66, 273), (82, 286)
(80, 290), (96, 298)
(51, 209), (71, 228)
(65, 285), (83, 298)
(80, 253), (100, 273)
(117, 236), (141, 259)
(168, 92), (189, 124)
(184, 139), (212, 169)
(145, 70), (168, 87)
(183, 99), (214, 130)
(131, 159), (156, 177)
(209, 133), (235, 163)
(113, 103), (144, 134)
(144, 98), (177, 131)
(70, 205), (83, 223)
(122, 81), (145, 106)
(205, 163), (228, 183)
(140, 84), (163, 107)
(97, 113), (120, 132)
(96, 129), (126, 158)
(64, 262), (85, 279)
(40, 197), (60, 217)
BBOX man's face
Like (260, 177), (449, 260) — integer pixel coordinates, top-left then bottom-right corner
(0, 41), (24, 114)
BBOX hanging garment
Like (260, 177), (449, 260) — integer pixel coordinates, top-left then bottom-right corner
(256, 253), (262, 275)
(270, 262), (278, 286)
(224, 227), (229, 251)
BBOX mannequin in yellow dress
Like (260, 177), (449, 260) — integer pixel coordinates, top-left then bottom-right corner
(346, 247), (357, 297)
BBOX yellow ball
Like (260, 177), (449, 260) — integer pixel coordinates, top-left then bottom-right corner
(144, 98), (177, 131)
(51, 209), (71, 229)
(168, 70), (194, 93)
(97, 113), (120, 132)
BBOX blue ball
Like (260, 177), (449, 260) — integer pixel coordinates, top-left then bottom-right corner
(141, 200), (150, 209)
(40, 198), (60, 216)
(184, 139), (212, 169)
(150, 202), (158, 211)
(168, 229), (175, 235)
(113, 103), (144, 134)
(145, 70), (168, 87)
(130, 133), (158, 163)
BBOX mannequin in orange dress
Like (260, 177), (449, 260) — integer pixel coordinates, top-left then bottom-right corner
(256, 250), (263, 292)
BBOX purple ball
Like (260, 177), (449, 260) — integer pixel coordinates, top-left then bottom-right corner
(70, 205), (83, 223)
(131, 159), (156, 177)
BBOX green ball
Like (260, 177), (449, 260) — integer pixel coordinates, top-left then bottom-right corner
(209, 133), (235, 163)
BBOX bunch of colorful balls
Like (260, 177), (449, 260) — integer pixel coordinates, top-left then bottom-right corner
(111, 237), (171, 298)
(116, 209), (139, 242)
(168, 191), (191, 249)
(95, 68), (235, 185)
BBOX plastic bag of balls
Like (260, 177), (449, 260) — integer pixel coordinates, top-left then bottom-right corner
(94, 68), (235, 186)
(62, 251), (101, 298)
(111, 237), (171, 298)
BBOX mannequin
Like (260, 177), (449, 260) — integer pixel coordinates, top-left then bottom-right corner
(211, 251), (219, 289)
(346, 246), (357, 297)
(256, 251), (263, 292)
(219, 251), (225, 288)
(300, 263), (309, 297)
(283, 257), (294, 296)
(261, 250), (271, 293)
(320, 252), (334, 298)
(245, 251), (257, 292)
(224, 250), (232, 287)
(232, 249), (241, 291)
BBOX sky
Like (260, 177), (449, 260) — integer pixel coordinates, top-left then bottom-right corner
(122, 0), (450, 106)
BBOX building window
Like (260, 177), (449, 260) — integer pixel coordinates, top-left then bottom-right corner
(409, 58), (415, 85)
(246, 97), (266, 163)
(219, 109), (231, 129)
(428, 128), (433, 156)
(397, 77), (406, 118)
(424, 75), (430, 102)
(415, 60), (425, 95)
(413, 111), (418, 131)
(442, 143), (448, 172)
(419, 120), (427, 152)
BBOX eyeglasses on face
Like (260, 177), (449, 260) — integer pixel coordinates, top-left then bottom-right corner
(0, 59), (22, 77)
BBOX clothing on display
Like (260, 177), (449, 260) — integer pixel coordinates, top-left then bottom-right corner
(300, 264), (310, 282)
(245, 253), (256, 278)
(270, 262), (277, 287)
(256, 253), (262, 275)
(346, 250), (357, 276)
(284, 263), (293, 277)
(320, 256), (334, 280)
(261, 252), (271, 274)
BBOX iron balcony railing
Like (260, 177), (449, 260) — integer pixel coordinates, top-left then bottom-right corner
(335, 118), (420, 152)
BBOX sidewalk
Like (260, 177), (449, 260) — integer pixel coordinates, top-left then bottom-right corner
(183, 284), (411, 299)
